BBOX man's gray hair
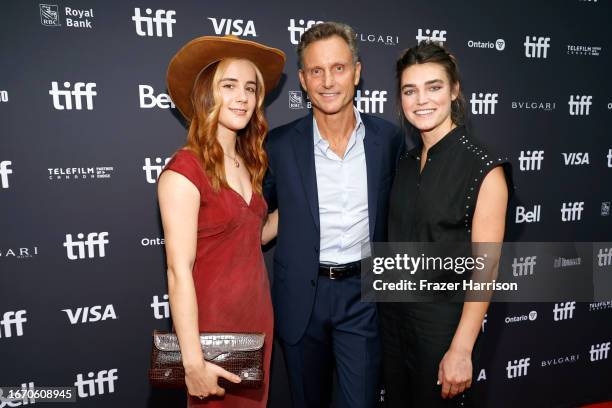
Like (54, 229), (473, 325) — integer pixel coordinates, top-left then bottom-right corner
(297, 21), (359, 69)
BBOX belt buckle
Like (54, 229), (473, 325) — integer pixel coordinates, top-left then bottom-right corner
(328, 266), (340, 280)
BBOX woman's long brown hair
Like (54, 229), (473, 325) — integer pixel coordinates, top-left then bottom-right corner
(184, 58), (268, 193)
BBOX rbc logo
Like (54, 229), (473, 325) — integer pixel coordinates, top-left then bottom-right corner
(132, 8), (176, 37)
(568, 95), (592, 115)
(524, 36), (550, 58)
(208, 18), (256, 37)
(74, 369), (118, 398)
(288, 19), (324, 45)
(415, 29), (447, 45)
(139, 85), (175, 109)
(0, 310), (27, 338)
(63, 232), (109, 260)
(470, 93), (498, 115)
(49, 82), (97, 110)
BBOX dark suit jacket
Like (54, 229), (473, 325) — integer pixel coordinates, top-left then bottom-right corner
(264, 112), (405, 344)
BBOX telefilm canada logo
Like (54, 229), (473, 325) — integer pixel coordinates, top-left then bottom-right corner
(39, 4), (95, 29)
(48, 166), (114, 181)
(567, 44), (602, 56)
(602, 202), (610, 216)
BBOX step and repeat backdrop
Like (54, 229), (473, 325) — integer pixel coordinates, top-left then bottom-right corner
(1, 0), (611, 407)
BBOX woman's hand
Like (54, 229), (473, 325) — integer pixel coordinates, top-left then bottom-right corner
(184, 361), (242, 400)
(261, 209), (279, 245)
(437, 346), (472, 399)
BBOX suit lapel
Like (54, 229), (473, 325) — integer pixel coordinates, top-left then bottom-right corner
(291, 114), (320, 232)
(363, 115), (382, 241)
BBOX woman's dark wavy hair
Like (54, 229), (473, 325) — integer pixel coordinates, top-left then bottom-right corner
(396, 41), (466, 130)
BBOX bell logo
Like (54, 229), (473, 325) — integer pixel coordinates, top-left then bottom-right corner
(288, 18), (324, 45)
(512, 256), (537, 276)
(589, 342), (611, 362)
(132, 8), (176, 37)
(0, 310), (27, 338)
(61, 304), (117, 324)
(506, 358), (530, 378)
(355, 90), (387, 114)
(568, 95), (592, 116)
(560, 202), (584, 222)
(562, 152), (590, 165)
(470, 93), (498, 115)
(518, 150), (544, 171)
(63, 232), (109, 260)
(553, 301), (576, 321)
(139, 85), (175, 109)
(208, 18), (256, 37)
(515, 205), (541, 223)
(0, 160), (12, 189)
(49, 81), (97, 110)
(143, 157), (171, 184)
(74, 369), (118, 398)
(415, 29), (447, 45)
(524, 36), (550, 58)
(151, 294), (170, 319)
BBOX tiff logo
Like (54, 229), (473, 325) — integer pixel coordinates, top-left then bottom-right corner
(553, 301), (576, 321)
(288, 19), (323, 45)
(132, 8), (176, 37)
(512, 256), (537, 276)
(49, 81), (97, 110)
(589, 342), (610, 362)
(0, 310), (27, 338)
(415, 29), (447, 45)
(470, 93), (498, 115)
(518, 150), (544, 171)
(562, 152), (590, 165)
(139, 85), (175, 109)
(561, 202), (584, 222)
(0, 160), (13, 188)
(208, 18), (256, 37)
(568, 95), (592, 115)
(506, 358), (530, 378)
(524, 36), (550, 58)
(143, 157), (171, 184)
(515, 205), (541, 223)
(597, 248), (612, 266)
(62, 304), (117, 324)
(355, 90), (387, 114)
(151, 294), (170, 319)
(63, 232), (109, 260)
(74, 369), (118, 398)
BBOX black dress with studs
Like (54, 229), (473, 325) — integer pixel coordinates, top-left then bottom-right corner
(379, 125), (512, 408)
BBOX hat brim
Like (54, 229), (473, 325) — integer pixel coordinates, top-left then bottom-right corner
(167, 36), (286, 121)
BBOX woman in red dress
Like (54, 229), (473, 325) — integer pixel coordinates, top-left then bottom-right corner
(157, 36), (285, 407)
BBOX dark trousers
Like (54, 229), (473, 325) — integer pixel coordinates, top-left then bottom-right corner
(378, 302), (480, 408)
(280, 274), (381, 408)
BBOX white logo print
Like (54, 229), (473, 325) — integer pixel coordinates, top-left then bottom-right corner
(74, 369), (118, 398)
(597, 247), (612, 267)
(288, 19), (324, 45)
(524, 36), (550, 58)
(470, 93), (498, 115)
(607, 149), (612, 167)
(39, 4), (60, 26)
(562, 152), (590, 165)
(515, 205), (541, 223)
(0, 161), (12, 188)
(143, 157), (171, 184)
(415, 29), (447, 45)
(512, 256), (537, 276)
(560, 202), (584, 222)
(553, 301), (576, 321)
(589, 342), (611, 362)
(63, 232), (109, 260)
(139, 85), (175, 109)
(132, 8), (176, 37)
(355, 90), (387, 114)
(506, 358), (530, 378)
(0, 310), (27, 338)
(208, 18), (256, 37)
(49, 81), (96, 110)
(518, 150), (544, 171)
(151, 294), (170, 319)
(62, 304), (117, 324)
(568, 95), (593, 115)
(0, 90), (8, 102)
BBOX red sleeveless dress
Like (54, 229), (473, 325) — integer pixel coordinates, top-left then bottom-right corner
(161, 149), (273, 407)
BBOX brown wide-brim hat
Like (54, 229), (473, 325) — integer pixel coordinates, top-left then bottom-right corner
(166, 35), (286, 121)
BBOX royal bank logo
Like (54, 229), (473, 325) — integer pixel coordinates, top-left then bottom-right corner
(289, 91), (309, 109)
(470, 93), (498, 115)
(74, 369), (118, 398)
(208, 17), (257, 37)
(49, 81), (97, 110)
(567, 44), (602, 56)
(553, 257), (582, 268)
(561, 202), (584, 222)
(0, 246), (39, 260)
(132, 8), (176, 37)
(562, 152), (589, 165)
(504, 311), (538, 324)
(553, 301), (576, 321)
(512, 256), (536, 276)
(568, 95), (592, 115)
(0, 161), (12, 189)
(62, 304), (117, 325)
(0, 90), (7, 103)
(540, 353), (580, 367)
(518, 150), (544, 171)
(139, 85), (175, 109)
(0, 310), (27, 338)
(524, 36), (550, 58)
(151, 294), (170, 319)
(288, 18), (324, 45)
(602, 202), (611, 216)
(515, 205), (541, 223)
(143, 157), (171, 184)
(467, 39), (505, 51)
(589, 342), (610, 362)
(506, 358), (530, 378)
(39, 4), (60, 26)
(63, 232), (109, 260)
(416, 29), (446, 45)
(355, 90), (387, 114)
(511, 101), (556, 111)
(48, 166), (114, 181)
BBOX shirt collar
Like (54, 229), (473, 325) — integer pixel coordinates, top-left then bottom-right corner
(409, 125), (465, 159)
(313, 106), (364, 147)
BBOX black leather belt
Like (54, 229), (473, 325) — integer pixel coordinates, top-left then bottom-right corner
(318, 260), (362, 280)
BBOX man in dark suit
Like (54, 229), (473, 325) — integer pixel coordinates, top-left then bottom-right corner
(264, 22), (404, 408)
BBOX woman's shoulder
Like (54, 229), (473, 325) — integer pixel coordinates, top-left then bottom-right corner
(161, 148), (209, 192)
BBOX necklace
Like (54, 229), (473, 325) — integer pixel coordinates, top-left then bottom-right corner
(224, 152), (240, 168)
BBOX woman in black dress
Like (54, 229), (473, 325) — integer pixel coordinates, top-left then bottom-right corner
(379, 41), (512, 407)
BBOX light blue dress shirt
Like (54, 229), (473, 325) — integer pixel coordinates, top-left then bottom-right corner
(313, 107), (370, 264)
